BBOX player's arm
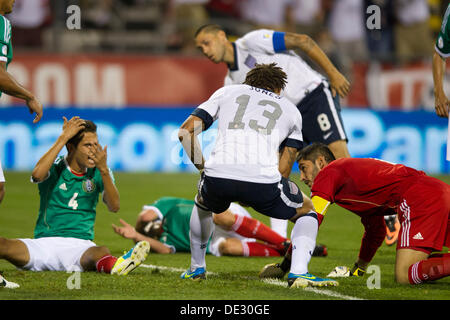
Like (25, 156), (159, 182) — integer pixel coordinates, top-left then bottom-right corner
(112, 218), (172, 254)
(283, 32), (350, 98)
(279, 146), (299, 178)
(90, 143), (120, 213)
(432, 50), (449, 118)
(0, 61), (43, 123)
(178, 115), (206, 171)
(358, 214), (386, 264)
(31, 117), (85, 182)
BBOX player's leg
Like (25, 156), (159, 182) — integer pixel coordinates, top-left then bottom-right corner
(0, 237), (30, 267)
(287, 212), (337, 288)
(327, 140), (350, 159)
(219, 238), (282, 257)
(110, 240), (150, 276)
(219, 211), (288, 252)
(80, 245), (115, 272)
(183, 195), (214, 279)
(395, 248), (428, 284)
(396, 178), (450, 284)
(300, 83), (350, 160)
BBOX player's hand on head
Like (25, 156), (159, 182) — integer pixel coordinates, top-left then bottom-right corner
(61, 116), (85, 140)
(434, 93), (450, 118)
(26, 96), (43, 123)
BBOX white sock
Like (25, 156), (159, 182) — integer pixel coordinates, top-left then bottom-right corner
(289, 213), (318, 275)
(189, 201), (214, 270)
(270, 218), (288, 238)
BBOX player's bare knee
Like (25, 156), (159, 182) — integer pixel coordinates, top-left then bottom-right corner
(395, 271), (410, 285)
(219, 239), (238, 256)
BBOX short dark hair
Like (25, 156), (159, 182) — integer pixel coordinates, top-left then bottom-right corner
(66, 120), (97, 149)
(297, 143), (336, 163)
(195, 24), (224, 38)
(244, 63), (288, 93)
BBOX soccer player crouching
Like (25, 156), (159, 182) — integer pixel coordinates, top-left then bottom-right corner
(0, 117), (149, 282)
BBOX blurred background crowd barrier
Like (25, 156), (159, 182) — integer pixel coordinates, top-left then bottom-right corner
(1, 0), (449, 173)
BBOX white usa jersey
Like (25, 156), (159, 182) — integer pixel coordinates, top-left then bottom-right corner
(192, 84), (303, 183)
(225, 29), (325, 105)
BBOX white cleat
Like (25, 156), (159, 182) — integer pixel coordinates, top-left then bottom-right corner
(111, 241), (150, 276)
(0, 274), (20, 289)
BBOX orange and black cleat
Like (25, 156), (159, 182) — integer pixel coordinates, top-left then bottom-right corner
(384, 215), (400, 246)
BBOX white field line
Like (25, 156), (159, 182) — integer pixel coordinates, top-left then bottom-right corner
(261, 278), (364, 300)
(141, 264), (364, 300)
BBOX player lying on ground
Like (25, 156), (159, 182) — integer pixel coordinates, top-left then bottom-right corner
(194, 24), (351, 238)
(178, 63), (337, 288)
(112, 197), (328, 257)
(260, 143), (450, 285)
(0, 117), (149, 289)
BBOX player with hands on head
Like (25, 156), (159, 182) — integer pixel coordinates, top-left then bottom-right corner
(0, 117), (149, 288)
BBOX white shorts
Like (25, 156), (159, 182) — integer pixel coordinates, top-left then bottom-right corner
(0, 159), (5, 182)
(208, 203), (256, 256)
(19, 237), (97, 272)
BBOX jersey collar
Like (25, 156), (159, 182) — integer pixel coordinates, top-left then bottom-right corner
(64, 155), (87, 177)
(228, 42), (239, 71)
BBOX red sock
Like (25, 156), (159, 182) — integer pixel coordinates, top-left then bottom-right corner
(242, 242), (281, 257)
(232, 215), (286, 250)
(96, 255), (118, 274)
(408, 253), (450, 284)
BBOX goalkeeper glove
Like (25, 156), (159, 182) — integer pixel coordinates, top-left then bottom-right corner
(349, 263), (366, 277)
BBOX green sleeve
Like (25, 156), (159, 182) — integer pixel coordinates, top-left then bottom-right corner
(436, 5), (450, 58)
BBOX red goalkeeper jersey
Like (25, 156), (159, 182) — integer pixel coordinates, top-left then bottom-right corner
(311, 158), (427, 262)
(311, 158), (426, 217)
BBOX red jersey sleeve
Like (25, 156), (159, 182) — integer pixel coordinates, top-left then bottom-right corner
(358, 214), (386, 263)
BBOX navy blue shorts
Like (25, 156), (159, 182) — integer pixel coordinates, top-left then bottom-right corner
(298, 83), (348, 145)
(197, 174), (304, 220)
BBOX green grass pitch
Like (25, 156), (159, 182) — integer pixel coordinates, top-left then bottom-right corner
(0, 172), (449, 301)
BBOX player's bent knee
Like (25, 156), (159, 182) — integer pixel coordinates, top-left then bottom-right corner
(218, 239), (242, 256)
(395, 271), (411, 285)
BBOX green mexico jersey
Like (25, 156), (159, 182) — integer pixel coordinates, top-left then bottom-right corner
(33, 156), (114, 240)
(148, 197), (210, 253)
(436, 4), (450, 58)
(0, 15), (12, 97)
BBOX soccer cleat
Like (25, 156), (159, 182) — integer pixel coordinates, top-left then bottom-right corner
(0, 273), (20, 289)
(180, 267), (206, 280)
(259, 263), (286, 279)
(287, 272), (339, 288)
(384, 215), (400, 246)
(111, 240), (150, 276)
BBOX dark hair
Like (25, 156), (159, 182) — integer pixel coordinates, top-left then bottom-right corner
(297, 142), (336, 163)
(195, 24), (225, 38)
(66, 120), (97, 149)
(244, 63), (287, 93)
